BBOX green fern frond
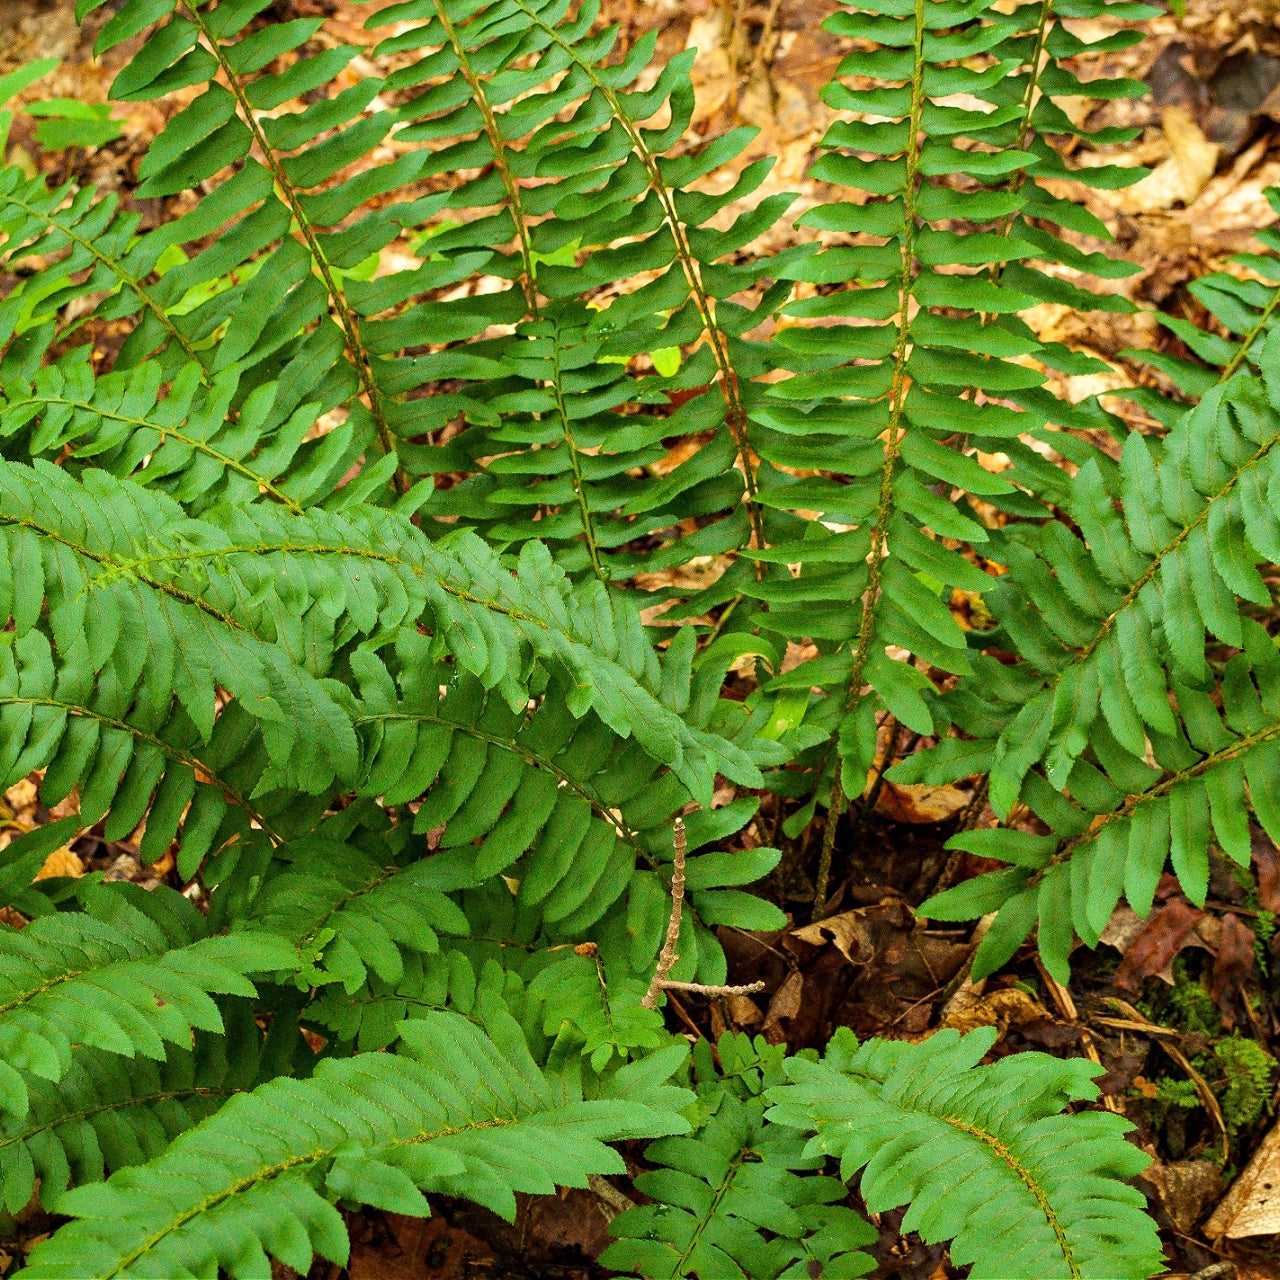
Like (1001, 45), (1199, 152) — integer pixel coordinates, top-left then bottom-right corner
(913, 322), (1280, 979)
(361, 0), (798, 566)
(305, 949), (537, 1052)
(0, 352), (351, 514)
(737, 0), (1150, 823)
(0, 883), (296, 1124)
(766, 1026), (1163, 1280)
(603, 1031), (877, 1279)
(0, 1001), (304, 1214)
(19, 1011), (692, 1279)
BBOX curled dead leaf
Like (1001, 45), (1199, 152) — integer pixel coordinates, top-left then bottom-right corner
(1117, 107), (1220, 212)
(940, 986), (1053, 1035)
(791, 911), (872, 964)
(876, 780), (970, 825)
(760, 969), (803, 1044)
(1113, 897), (1204, 992)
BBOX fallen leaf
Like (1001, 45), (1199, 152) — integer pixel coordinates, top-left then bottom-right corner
(1254, 841), (1280, 914)
(726, 993), (763, 1026)
(760, 969), (803, 1044)
(1206, 1117), (1280, 1238)
(1113, 896), (1204, 991)
(3, 778), (37, 816)
(791, 911), (872, 964)
(1099, 904), (1147, 954)
(876, 780), (970, 825)
(34, 846), (82, 880)
(940, 985), (1053, 1035)
(1210, 912), (1256, 1029)
(1140, 1158), (1223, 1235)
(1118, 107), (1220, 211)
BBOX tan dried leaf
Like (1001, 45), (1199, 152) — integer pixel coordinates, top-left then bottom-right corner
(1117, 107), (1219, 212)
(34, 846), (82, 881)
(940, 985), (1052, 1034)
(1206, 1118), (1280, 1238)
(876, 780), (970, 825)
(792, 911), (872, 964)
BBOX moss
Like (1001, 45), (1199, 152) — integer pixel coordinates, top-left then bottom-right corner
(1167, 959), (1220, 1037)
(1214, 1034), (1276, 1134)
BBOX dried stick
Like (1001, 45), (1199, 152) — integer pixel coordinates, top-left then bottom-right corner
(641, 816), (766, 1010)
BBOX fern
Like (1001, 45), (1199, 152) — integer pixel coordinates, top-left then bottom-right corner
(0, 1001), (305, 1214)
(0, 882), (295, 1124)
(913, 321), (1280, 982)
(19, 1012), (692, 1278)
(767, 1027), (1163, 1280)
(0, 0), (1201, 1272)
(738, 0), (1151, 839)
(603, 1032), (877, 1279)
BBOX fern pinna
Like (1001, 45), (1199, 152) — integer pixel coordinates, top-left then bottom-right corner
(0, 0), (1252, 1272)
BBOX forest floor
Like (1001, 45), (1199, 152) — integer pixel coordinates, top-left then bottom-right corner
(5, 0), (1280, 1276)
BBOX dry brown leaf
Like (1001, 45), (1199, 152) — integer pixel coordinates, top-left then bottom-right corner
(1098, 903), (1148, 954)
(1207, 1118), (1280, 1238)
(1118, 107), (1220, 211)
(1113, 897), (1204, 991)
(940, 985), (1052, 1034)
(726, 993), (763, 1026)
(686, 9), (733, 125)
(761, 969), (803, 1044)
(3, 778), (37, 816)
(34, 846), (82, 880)
(876, 780), (970, 825)
(1210, 912), (1257, 1028)
(1140, 1159), (1223, 1235)
(791, 911), (872, 964)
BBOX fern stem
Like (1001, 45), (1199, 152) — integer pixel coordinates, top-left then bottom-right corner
(812, 781), (844, 918)
(16, 395), (304, 512)
(943, 1117), (1080, 1280)
(1043, 714), (1280, 878)
(0, 192), (208, 374)
(824, 0), (929, 823)
(642, 816), (686, 1009)
(992, 0), (1054, 253)
(549, 324), (605, 576)
(177, 1), (408, 493)
(671, 1147), (752, 1277)
(1032, 415), (1280, 709)
(507, 0), (768, 558)
(431, 1), (538, 315)
(75, 536), (558, 633)
(0, 695), (279, 843)
(356, 709), (650, 860)
(0, 1085), (240, 1158)
(1220, 284), (1280, 380)
(428, 2), (605, 577)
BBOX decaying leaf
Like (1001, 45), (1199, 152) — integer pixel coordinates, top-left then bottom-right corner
(34, 846), (82, 880)
(1210, 912), (1257, 1029)
(1113, 897), (1205, 992)
(876, 780), (970, 825)
(791, 910), (872, 964)
(1206, 1118), (1280, 1238)
(1117, 107), (1220, 211)
(940, 985), (1053, 1035)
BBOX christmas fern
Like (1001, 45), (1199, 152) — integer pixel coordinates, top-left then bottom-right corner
(0, 0), (1243, 1272)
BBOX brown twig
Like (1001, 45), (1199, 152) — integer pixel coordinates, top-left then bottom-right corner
(641, 816), (767, 1010)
